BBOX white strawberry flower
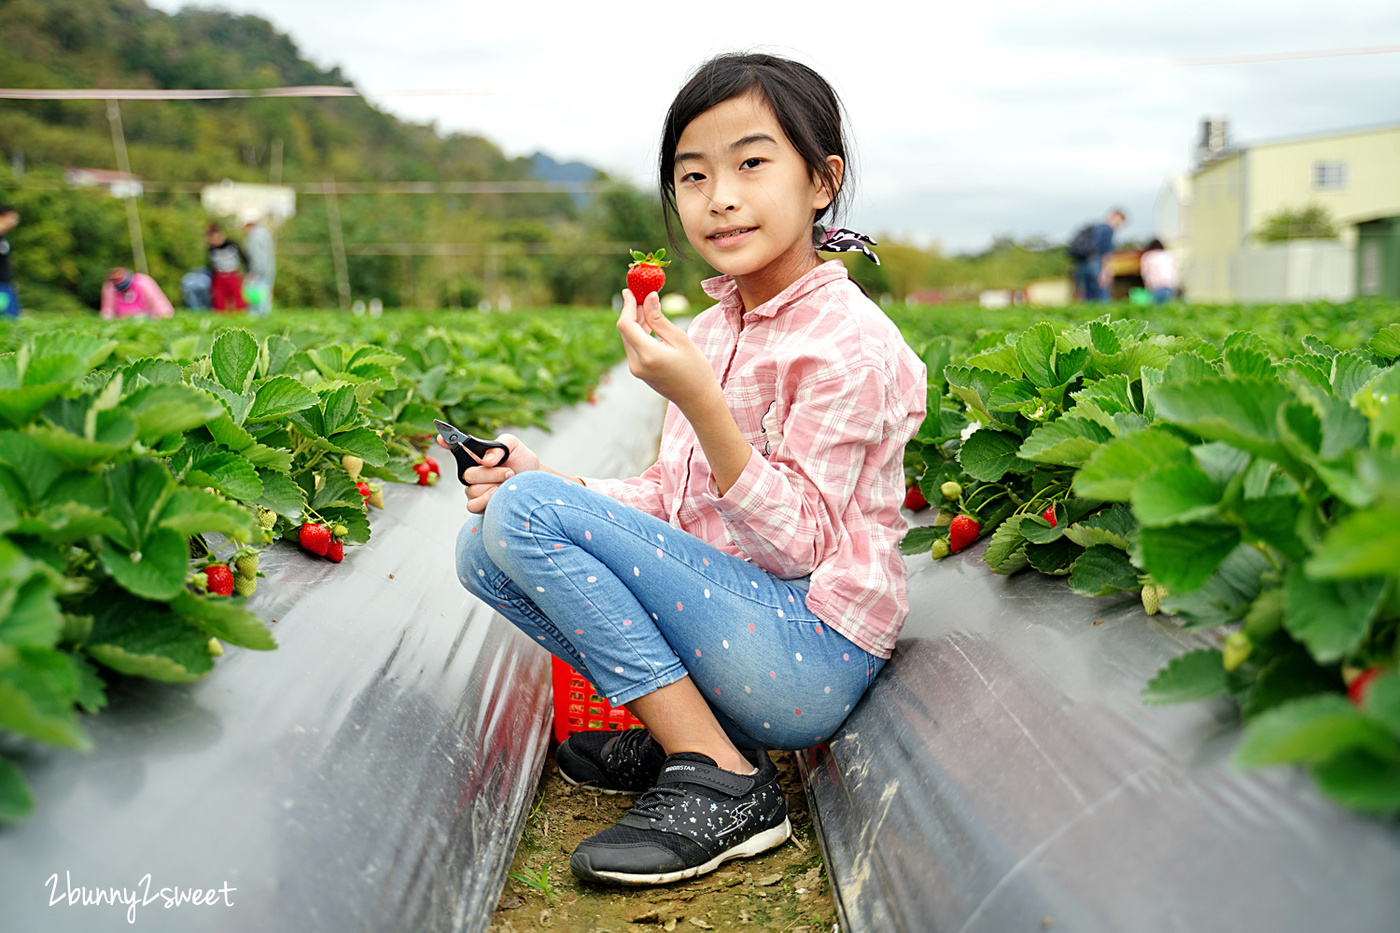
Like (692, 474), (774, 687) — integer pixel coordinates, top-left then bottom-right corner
(960, 420), (982, 441)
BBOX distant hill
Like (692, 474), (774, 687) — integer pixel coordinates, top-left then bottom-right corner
(0, 0), (675, 310)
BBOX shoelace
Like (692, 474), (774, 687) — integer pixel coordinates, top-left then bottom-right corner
(629, 784), (693, 820)
(606, 728), (657, 769)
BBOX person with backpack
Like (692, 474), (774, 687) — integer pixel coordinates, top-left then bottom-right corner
(1068, 208), (1126, 302)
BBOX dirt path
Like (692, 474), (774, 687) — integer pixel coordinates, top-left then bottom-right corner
(489, 748), (837, 933)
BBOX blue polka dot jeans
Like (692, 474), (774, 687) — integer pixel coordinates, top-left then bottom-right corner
(454, 471), (884, 751)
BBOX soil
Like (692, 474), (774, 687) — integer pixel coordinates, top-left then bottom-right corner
(489, 748), (837, 933)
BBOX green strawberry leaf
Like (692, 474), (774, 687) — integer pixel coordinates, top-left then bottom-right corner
(0, 755), (35, 823)
(1018, 416), (1112, 466)
(1131, 463), (1221, 527)
(1142, 648), (1227, 705)
(0, 646), (90, 749)
(1366, 324), (1400, 362)
(158, 487), (259, 542)
(83, 594), (214, 683)
(983, 514), (1029, 574)
(169, 591), (276, 650)
(1311, 749), (1400, 814)
(1074, 428), (1193, 501)
(1161, 544), (1272, 630)
(122, 383), (223, 441)
(1283, 569), (1387, 664)
(1307, 503), (1400, 579)
(97, 527), (189, 601)
(900, 525), (942, 556)
(958, 429), (1028, 482)
(1068, 544), (1139, 597)
(1062, 503), (1135, 550)
(1136, 522), (1241, 592)
(1234, 694), (1396, 767)
(185, 451), (264, 501)
(247, 375), (320, 423)
(211, 329), (259, 395)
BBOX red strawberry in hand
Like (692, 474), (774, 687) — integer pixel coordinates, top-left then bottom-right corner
(204, 563), (234, 596)
(948, 515), (980, 553)
(626, 249), (669, 304)
(299, 521), (331, 556)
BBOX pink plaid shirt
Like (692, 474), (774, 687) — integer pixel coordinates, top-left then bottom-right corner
(583, 261), (926, 658)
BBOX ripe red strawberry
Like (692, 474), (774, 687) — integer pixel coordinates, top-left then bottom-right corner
(204, 563), (234, 597)
(1347, 667), (1385, 707)
(948, 515), (980, 553)
(298, 521), (331, 556)
(903, 484), (928, 511)
(424, 455), (440, 476)
(626, 249), (669, 303)
(414, 461), (436, 486)
(326, 540), (344, 563)
(356, 481), (372, 502)
(1042, 505), (1057, 527)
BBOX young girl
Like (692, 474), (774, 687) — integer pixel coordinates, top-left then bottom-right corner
(452, 52), (926, 886)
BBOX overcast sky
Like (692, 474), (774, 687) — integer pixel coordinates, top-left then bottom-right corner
(146, 0), (1400, 252)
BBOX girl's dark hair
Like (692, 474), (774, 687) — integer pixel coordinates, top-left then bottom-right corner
(1145, 238), (1164, 251)
(659, 53), (851, 249)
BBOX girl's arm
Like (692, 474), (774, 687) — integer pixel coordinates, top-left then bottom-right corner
(99, 282), (116, 320)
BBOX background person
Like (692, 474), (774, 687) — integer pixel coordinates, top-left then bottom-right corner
(205, 223), (248, 312)
(1139, 238), (1180, 304)
(240, 210), (276, 316)
(0, 204), (20, 317)
(100, 267), (174, 320)
(1070, 207), (1127, 302)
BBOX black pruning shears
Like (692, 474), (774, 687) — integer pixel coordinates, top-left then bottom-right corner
(434, 419), (510, 486)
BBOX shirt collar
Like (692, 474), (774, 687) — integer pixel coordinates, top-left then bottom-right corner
(700, 260), (850, 321)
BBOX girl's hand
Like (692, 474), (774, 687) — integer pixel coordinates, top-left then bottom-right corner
(616, 289), (718, 410)
(435, 432), (540, 513)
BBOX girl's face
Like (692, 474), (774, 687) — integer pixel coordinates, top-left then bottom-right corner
(673, 92), (841, 308)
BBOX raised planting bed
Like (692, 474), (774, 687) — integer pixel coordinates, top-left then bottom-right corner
(798, 538), (1400, 933)
(0, 360), (666, 933)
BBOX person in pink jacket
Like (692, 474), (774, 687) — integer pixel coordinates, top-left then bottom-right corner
(100, 268), (174, 320)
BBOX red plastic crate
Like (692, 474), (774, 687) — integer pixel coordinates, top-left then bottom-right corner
(551, 656), (644, 743)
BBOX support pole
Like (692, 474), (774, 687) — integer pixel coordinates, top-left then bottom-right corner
(105, 99), (148, 275)
(323, 175), (351, 309)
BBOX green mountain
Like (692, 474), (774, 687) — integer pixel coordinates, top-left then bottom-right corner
(0, 0), (673, 310)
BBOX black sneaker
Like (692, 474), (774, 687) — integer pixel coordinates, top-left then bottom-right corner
(569, 750), (791, 885)
(557, 727), (665, 795)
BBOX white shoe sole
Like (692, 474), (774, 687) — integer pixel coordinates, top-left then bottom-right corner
(579, 818), (793, 886)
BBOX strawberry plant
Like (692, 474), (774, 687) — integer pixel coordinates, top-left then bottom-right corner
(0, 309), (627, 822)
(900, 314), (1400, 815)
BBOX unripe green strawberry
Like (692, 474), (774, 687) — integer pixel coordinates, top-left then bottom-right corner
(1141, 584), (1161, 615)
(235, 553), (259, 578)
(342, 454), (364, 481)
(208, 637), (223, 657)
(332, 523), (348, 538)
(1222, 631), (1252, 671)
(258, 508), (278, 530)
(933, 510), (953, 527)
(368, 484), (385, 509)
(626, 249), (669, 303)
(192, 570), (208, 592)
(929, 538), (950, 560)
(234, 574), (257, 598)
(940, 481), (962, 501)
